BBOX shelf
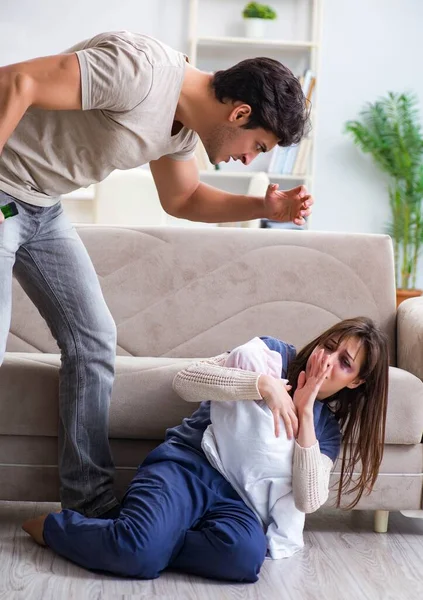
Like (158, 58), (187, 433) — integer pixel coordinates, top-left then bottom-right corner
(196, 36), (316, 50)
(200, 170), (308, 180)
(269, 173), (309, 180)
(189, 0), (320, 197)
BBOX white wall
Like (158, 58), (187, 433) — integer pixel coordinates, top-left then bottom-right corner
(313, 0), (423, 286)
(0, 0), (189, 62)
(1, 0), (422, 283)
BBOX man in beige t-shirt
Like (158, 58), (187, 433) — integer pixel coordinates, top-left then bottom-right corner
(0, 31), (312, 519)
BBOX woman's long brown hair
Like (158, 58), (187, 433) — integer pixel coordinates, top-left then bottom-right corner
(287, 317), (389, 509)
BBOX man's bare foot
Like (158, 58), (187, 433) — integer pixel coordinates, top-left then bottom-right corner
(22, 514), (48, 546)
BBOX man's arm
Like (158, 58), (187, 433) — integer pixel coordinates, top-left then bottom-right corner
(150, 155), (312, 225)
(0, 53), (81, 152)
(150, 155), (264, 222)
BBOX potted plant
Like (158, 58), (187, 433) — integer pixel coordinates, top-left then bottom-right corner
(345, 92), (423, 306)
(242, 2), (277, 38)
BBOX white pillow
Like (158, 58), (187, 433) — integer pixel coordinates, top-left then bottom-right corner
(202, 337), (305, 559)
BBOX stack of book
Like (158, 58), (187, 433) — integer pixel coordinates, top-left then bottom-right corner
(267, 69), (315, 177)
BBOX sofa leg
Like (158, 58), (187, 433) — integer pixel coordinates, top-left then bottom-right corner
(374, 510), (389, 533)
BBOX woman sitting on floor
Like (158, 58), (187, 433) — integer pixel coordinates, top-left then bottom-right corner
(23, 317), (389, 583)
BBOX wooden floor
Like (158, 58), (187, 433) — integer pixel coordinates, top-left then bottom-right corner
(0, 501), (422, 600)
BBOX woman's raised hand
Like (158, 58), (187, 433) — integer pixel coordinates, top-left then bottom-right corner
(257, 374), (298, 439)
(294, 349), (333, 415)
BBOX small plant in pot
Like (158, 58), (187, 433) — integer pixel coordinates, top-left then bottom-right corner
(345, 92), (423, 307)
(242, 2), (277, 38)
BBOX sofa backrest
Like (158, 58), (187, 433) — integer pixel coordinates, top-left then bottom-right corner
(7, 226), (397, 361)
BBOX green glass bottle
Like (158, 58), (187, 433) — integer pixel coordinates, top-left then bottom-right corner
(0, 202), (19, 219)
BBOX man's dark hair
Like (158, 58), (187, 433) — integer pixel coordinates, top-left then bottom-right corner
(211, 57), (311, 146)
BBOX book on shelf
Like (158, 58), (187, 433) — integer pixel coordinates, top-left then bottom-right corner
(292, 137), (312, 176)
(267, 68), (315, 177)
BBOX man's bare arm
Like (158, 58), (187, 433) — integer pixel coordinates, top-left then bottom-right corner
(150, 155), (312, 225)
(0, 53), (81, 152)
(150, 155), (265, 223)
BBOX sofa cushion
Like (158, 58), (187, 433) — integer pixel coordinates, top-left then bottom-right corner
(6, 228), (397, 361)
(0, 353), (195, 439)
(334, 444), (423, 474)
(1, 354), (422, 444)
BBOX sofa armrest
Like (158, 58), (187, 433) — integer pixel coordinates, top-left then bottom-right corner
(386, 367), (423, 444)
(397, 297), (423, 380)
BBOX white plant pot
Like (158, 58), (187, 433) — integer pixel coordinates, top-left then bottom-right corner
(244, 18), (266, 38)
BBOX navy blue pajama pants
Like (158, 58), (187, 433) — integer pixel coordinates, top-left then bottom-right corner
(43, 440), (267, 582)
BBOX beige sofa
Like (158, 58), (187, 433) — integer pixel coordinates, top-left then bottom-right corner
(1, 226), (422, 532)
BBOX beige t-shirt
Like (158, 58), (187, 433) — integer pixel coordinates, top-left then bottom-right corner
(0, 31), (198, 206)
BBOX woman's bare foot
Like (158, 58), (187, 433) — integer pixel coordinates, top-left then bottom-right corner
(22, 514), (48, 546)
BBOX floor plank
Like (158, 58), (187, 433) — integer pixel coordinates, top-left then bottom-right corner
(0, 501), (422, 600)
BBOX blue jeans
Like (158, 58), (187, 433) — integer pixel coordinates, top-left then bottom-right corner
(0, 191), (119, 517)
(44, 441), (267, 582)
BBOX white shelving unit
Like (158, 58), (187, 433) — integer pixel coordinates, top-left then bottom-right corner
(196, 36), (316, 49)
(188, 0), (323, 192)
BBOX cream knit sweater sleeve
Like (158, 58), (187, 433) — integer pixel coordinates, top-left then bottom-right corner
(172, 355), (333, 514)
